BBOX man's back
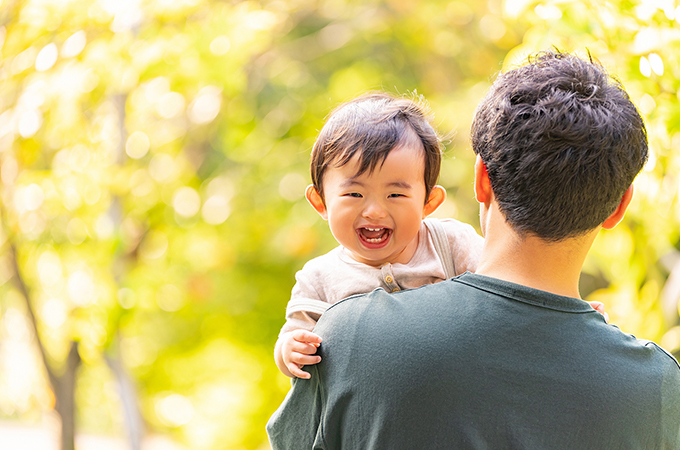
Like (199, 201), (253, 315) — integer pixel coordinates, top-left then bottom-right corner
(267, 272), (680, 449)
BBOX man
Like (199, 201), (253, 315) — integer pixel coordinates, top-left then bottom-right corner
(266, 51), (680, 449)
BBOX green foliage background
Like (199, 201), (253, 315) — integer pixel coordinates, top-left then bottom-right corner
(1, 0), (679, 448)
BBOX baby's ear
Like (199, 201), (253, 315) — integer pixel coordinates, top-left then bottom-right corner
(305, 185), (328, 220)
(423, 185), (446, 217)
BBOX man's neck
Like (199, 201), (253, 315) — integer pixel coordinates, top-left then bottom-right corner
(476, 205), (599, 299)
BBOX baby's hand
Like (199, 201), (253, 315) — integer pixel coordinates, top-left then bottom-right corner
(281, 330), (322, 379)
(587, 301), (609, 323)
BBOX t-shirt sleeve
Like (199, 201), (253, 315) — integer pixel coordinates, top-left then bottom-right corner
(266, 365), (325, 449)
(441, 218), (484, 275)
(280, 264), (332, 334)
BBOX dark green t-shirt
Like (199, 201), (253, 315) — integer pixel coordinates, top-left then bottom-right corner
(267, 273), (680, 449)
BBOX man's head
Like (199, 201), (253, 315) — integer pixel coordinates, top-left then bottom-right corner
(471, 50), (648, 241)
(309, 92), (442, 203)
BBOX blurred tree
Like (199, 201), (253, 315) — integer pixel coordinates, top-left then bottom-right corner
(0, 0), (677, 449)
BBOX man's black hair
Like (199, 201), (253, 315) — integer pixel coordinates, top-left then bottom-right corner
(471, 50), (648, 241)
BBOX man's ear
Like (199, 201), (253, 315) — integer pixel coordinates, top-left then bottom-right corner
(474, 155), (492, 204)
(423, 185), (446, 217)
(602, 185), (634, 230)
(305, 185), (328, 220)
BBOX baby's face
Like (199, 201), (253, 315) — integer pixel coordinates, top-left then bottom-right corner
(316, 145), (431, 267)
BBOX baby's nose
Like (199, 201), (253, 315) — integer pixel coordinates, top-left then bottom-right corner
(362, 201), (387, 219)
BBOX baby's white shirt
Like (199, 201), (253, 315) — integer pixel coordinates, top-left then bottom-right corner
(280, 218), (484, 334)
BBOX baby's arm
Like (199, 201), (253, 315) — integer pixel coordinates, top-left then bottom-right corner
(275, 330), (322, 379)
(277, 257), (334, 378)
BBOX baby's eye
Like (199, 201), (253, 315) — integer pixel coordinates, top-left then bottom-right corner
(345, 192), (362, 198)
(388, 193), (405, 198)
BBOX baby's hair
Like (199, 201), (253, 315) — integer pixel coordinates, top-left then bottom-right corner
(310, 92), (442, 202)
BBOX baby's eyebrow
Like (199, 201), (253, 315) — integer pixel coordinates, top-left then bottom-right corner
(387, 181), (412, 189)
(339, 179), (412, 189)
(340, 179), (363, 188)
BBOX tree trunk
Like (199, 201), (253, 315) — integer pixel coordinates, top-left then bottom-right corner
(55, 342), (81, 450)
(8, 241), (81, 450)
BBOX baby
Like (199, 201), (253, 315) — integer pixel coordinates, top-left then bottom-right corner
(274, 92), (605, 378)
(274, 92), (483, 378)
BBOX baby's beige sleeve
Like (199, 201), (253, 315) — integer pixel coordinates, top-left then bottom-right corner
(280, 310), (322, 334)
(279, 266), (331, 335)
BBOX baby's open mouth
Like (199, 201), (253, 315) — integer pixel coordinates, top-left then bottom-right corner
(358, 227), (392, 244)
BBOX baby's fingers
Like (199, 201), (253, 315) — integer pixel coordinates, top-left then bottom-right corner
(588, 301), (609, 323)
(288, 349), (322, 379)
(290, 340), (320, 356)
(288, 362), (312, 379)
(292, 329), (323, 345)
(589, 301), (604, 313)
(290, 351), (322, 366)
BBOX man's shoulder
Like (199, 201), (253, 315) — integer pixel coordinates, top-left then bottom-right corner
(317, 276), (474, 333)
(319, 287), (392, 325)
(641, 339), (680, 371)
